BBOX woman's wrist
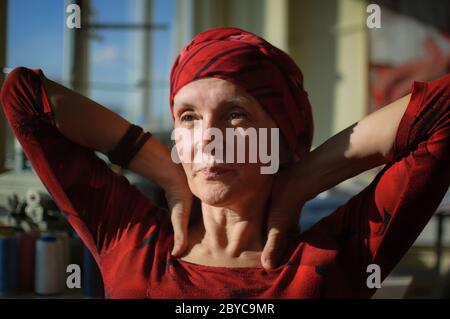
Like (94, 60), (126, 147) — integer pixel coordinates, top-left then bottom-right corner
(290, 94), (412, 200)
(290, 125), (386, 201)
(127, 137), (181, 190)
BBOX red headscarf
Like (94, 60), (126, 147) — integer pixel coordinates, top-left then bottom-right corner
(169, 27), (314, 161)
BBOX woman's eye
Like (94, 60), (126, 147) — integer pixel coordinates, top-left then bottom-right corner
(180, 114), (194, 122)
(227, 111), (247, 121)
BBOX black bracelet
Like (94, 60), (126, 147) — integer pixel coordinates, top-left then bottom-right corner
(107, 124), (143, 167)
(121, 131), (153, 169)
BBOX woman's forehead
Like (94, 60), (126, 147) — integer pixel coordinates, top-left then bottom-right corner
(173, 78), (256, 109)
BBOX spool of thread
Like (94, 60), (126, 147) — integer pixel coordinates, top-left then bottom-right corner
(0, 233), (19, 296)
(83, 246), (104, 298)
(34, 235), (65, 295)
(15, 230), (39, 292)
(42, 231), (70, 270)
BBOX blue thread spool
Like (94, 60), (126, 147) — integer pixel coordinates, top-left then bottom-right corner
(0, 233), (19, 296)
(16, 230), (39, 292)
(34, 235), (65, 295)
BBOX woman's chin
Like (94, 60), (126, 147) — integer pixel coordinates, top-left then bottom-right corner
(195, 186), (233, 206)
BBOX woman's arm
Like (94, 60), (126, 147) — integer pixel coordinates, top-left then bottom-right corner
(269, 74), (449, 297)
(1, 67), (156, 259)
(1, 67), (192, 257)
(43, 77), (180, 189)
(262, 94), (411, 268)
(263, 75), (449, 273)
(42, 76), (193, 256)
(290, 93), (411, 201)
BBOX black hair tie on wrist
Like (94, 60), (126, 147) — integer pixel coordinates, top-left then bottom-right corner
(121, 131), (152, 169)
(107, 124), (152, 169)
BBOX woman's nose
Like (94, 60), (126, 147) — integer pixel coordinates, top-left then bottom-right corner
(198, 119), (224, 156)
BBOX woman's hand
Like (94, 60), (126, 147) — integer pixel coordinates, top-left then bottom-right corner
(127, 137), (193, 257)
(261, 164), (309, 269)
(160, 163), (194, 257)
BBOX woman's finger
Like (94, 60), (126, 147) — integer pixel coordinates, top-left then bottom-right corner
(166, 191), (192, 256)
(170, 208), (188, 256)
(261, 227), (283, 270)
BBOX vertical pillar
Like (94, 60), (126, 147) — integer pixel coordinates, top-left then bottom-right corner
(0, 0), (8, 173)
(263, 0), (288, 52)
(333, 0), (368, 134)
(62, 0), (90, 94)
(139, 0), (153, 128)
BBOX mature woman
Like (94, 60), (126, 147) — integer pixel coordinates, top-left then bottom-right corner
(1, 27), (449, 298)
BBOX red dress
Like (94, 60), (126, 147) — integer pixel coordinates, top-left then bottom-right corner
(1, 67), (449, 298)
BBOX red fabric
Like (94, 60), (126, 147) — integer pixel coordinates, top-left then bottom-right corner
(1, 67), (449, 298)
(170, 27), (314, 161)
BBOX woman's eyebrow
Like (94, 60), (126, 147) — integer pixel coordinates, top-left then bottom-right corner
(173, 102), (196, 110)
(173, 95), (253, 110)
(223, 95), (253, 105)
(219, 96), (256, 112)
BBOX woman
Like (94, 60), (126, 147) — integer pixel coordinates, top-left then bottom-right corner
(1, 27), (449, 298)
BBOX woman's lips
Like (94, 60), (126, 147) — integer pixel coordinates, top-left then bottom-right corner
(197, 166), (233, 180)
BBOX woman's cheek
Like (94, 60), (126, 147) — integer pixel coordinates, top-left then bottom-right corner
(174, 130), (196, 164)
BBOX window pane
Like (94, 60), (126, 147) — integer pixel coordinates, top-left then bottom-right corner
(150, 0), (175, 130)
(89, 30), (143, 86)
(87, 0), (175, 131)
(89, 0), (138, 24)
(5, 0), (64, 171)
(6, 0), (64, 78)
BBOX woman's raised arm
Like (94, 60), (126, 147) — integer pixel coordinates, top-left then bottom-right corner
(43, 74), (194, 256)
(289, 93), (411, 201)
(1, 67), (192, 260)
(43, 75), (181, 190)
(262, 93), (411, 268)
(287, 74), (449, 297)
(263, 76), (449, 276)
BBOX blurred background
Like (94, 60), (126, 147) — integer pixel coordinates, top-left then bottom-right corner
(0, 0), (449, 299)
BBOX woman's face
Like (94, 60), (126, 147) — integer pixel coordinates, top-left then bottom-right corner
(173, 77), (287, 208)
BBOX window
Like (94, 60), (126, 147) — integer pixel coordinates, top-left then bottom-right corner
(87, 0), (175, 130)
(2, 0), (176, 172)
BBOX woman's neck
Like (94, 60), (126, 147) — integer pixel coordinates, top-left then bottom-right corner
(202, 205), (264, 256)
(188, 194), (270, 260)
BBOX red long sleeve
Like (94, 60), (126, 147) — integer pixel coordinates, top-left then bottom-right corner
(1, 67), (168, 297)
(304, 74), (450, 298)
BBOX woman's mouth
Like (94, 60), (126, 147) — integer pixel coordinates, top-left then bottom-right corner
(197, 166), (233, 180)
